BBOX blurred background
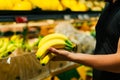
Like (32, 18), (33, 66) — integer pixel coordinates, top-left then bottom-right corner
(0, 0), (105, 80)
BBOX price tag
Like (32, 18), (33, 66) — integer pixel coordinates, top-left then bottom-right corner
(78, 14), (84, 20)
(64, 15), (71, 20)
(15, 16), (28, 23)
(83, 14), (90, 20)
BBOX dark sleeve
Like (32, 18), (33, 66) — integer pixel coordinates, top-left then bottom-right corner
(117, 12), (120, 36)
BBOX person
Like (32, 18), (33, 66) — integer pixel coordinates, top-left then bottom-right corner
(48, 0), (120, 80)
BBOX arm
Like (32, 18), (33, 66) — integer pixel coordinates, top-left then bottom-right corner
(49, 39), (120, 73)
(70, 52), (120, 73)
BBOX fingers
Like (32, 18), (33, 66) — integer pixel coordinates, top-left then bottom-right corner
(48, 47), (60, 54)
(48, 47), (65, 55)
(48, 47), (74, 61)
(48, 47), (70, 56)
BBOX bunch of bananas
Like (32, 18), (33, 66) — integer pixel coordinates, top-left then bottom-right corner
(29, 0), (64, 11)
(0, 34), (23, 58)
(36, 33), (76, 66)
(0, 34), (44, 58)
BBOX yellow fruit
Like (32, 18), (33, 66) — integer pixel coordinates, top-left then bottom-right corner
(77, 65), (87, 80)
(0, 0), (6, 10)
(10, 0), (21, 5)
(7, 43), (16, 51)
(0, 0), (13, 10)
(36, 39), (69, 59)
(29, 0), (49, 10)
(0, 38), (4, 48)
(10, 34), (20, 41)
(40, 53), (55, 66)
(38, 0), (50, 10)
(70, 5), (80, 11)
(0, 38), (9, 53)
(0, 43), (17, 58)
(49, 0), (61, 11)
(61, 0), (71, 8)
(38, 33), (68, 48)
(29, 0), (39, 7)
(61, 0), (78, 9)
(77, 2), (88, 11)
(91, 6), (102, 11)
(12, 1), (32, 10)
(57, 3), (64, 11)
(30, 0), (62, 10)
(69, 0), (78, 7)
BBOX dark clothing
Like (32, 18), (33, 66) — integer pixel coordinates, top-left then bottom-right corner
(93, 1), (120, 80)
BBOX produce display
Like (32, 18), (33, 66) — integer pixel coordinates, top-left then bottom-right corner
(0, 0), (101, 79)
(0, 17), (97, 57)
(0, 32), (78, 80)
(0, 34), (37, 58)
(0, 17), (97, 80)
(0, 35), (23, 58)
(0, 0), (105, 11)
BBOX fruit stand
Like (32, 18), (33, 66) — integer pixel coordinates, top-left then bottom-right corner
(0, 0), (104, 80)
(0, 15), (96, 80)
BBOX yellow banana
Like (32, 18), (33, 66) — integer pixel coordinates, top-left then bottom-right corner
(38, 33), (68, 48)
(14, 38), (23, 47)
(10, 35), (22, 48)
(52, 45), (66, 49)
(10, 34), (21, 41)
(0, 43), (17, 58)
(40, 53), (55, 66)
(0, 38), (9, 53)
(36, 39), (72, 59)
(7, 43), (16, 51)
(0, 38), (4, 48)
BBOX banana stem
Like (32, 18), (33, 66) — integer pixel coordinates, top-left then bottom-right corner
(65, 40), (73, 46)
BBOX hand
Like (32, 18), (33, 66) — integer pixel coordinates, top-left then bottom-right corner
(48, 47), (73, 61)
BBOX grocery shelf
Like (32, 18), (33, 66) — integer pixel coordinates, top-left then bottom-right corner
(0, 10), (101, 22)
